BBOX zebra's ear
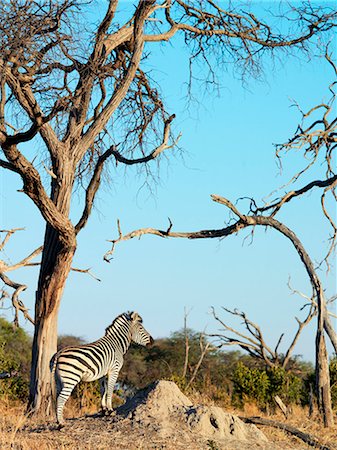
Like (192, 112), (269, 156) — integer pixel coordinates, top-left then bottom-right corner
(130, 311), (141, 322)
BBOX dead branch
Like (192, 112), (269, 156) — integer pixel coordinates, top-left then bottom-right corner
(0, 228), (100, 326)
(0, 275), (34, 327)
(274, 395), (289, 419)
(106, 193), (335, 425)
(109, 114), (180, 165)
(182, 307), (191, 380)
(239, 416), (331, 450)
(70, 267), (101, 282)
(186, 332), (210, 390)
(0, 371), (19, 380)
(209, 305), (314, 370)
(261, 47), (337, 270)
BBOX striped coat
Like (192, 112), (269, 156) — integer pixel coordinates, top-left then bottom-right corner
(50, 311), (153, 425)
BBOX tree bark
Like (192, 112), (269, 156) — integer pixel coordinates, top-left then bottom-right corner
(28, 161), (77, 417)
(28, 224), (76, 417)
(316, 319), (333, 427)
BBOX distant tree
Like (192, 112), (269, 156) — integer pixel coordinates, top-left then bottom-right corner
(57, 334), (86, 351)
(209, 304), (316, 370)
(122, 328), (247, 395)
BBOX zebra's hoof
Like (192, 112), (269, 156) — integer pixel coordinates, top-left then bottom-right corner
(56, 423), (65, 430)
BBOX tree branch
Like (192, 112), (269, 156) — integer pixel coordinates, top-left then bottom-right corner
(1, 143), (75, 242)
(75, 146), (117, 233)
(78, 0), (156, 158)
(110, 114), (178, 165)
(254, 175), (337, 217)
(0, 274), (34, 326)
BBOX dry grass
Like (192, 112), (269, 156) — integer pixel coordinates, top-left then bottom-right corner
(0, 396), (336, 450)
(0, 396), (101, 450)
(188, 391), (337, 449)
(234, 404), (337, 449)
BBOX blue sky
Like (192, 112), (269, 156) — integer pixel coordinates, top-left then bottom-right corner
(0, 1), (336, 363)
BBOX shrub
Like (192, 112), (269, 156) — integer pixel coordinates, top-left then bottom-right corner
(0, 318), (32, 400)
(232, 362), (304, 408)
(232, 362), (270, 407)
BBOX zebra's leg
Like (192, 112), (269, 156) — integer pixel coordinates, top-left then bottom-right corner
(56, 380), (77, 425)
(100, 376), (108, 413)
(106, 366), (120, 412)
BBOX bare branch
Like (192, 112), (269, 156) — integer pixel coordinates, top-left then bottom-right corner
(109, 114), (179, 165)
(210, 307), (278, 368)
(0, 274), (34, 327)
(79, 0), (157, 157)
(1, 143), (75, 242)
(182, 306), (191, 380)
(254, 175), (337, 217)
(70, 267), (101, 282)
(0, 228), (25, 251)
(186, 333), (210, 389)
(75, 146), (118, 233)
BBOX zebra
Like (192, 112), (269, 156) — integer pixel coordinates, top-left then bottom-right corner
(50, 311), (153, 425)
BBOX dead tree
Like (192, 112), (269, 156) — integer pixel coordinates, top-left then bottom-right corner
(208, 283), (337, 373)
(106, 51), (337, 426)
(209, 304), (316, 370)
(108, 201), (335, 426)
(181, 309), (211, 390)
(0, 0), (335, 417)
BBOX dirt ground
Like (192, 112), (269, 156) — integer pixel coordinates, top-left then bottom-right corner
(1, 381), (336, 450)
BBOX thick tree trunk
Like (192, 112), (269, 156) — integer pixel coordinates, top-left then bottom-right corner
(28, 223), (76, 417)
(29, 305), (59, 417)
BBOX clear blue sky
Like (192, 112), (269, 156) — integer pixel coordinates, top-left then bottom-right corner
(0, 1), (335, 363)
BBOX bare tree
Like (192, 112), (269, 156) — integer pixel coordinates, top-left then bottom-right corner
(186, 332), (211, 390)
(108, 196), (335, 426)
(209, 285), (337, 371)
(180, 308), (211, 390)
(106, 51), (337, 426)
(209, 304), (315, 370)
(0, 0), (335, 417)
(182, 307), (191, 380)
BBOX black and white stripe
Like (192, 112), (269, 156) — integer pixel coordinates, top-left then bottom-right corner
(50, 311), (153, 424)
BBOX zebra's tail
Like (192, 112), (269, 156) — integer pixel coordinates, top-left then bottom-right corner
(49, 352), (58, 417)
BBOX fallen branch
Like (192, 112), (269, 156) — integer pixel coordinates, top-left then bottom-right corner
(239, 416), (331, 450)
(0, 371), (19, 379)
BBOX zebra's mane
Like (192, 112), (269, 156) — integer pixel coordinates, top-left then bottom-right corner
(104, 311), (142, 335)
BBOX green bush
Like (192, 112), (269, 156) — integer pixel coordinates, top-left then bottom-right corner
(0, 318), (32, 400)
(232, 362), (304, 408)
(232, 362), (270, 407)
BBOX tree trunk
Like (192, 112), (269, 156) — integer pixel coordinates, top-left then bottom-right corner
(28, 223), (76, 417)
(253, 217), (334, 427)
(316, 298), (333, 427)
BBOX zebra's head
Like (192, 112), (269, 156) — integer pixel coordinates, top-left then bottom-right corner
(128, 311), (154, 347)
